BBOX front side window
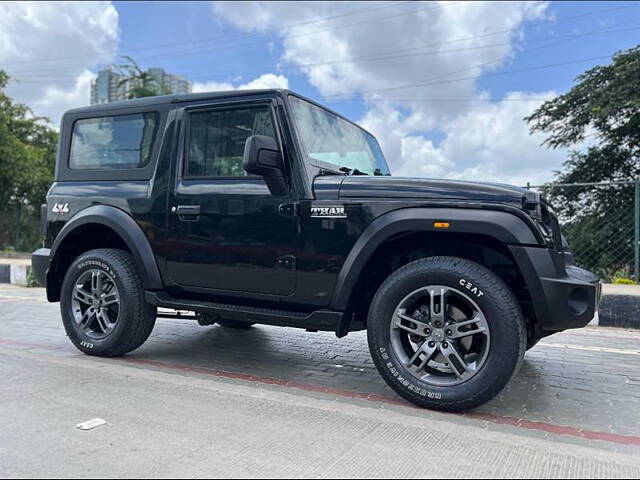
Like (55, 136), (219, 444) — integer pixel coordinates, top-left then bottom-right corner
(185, 107), (276, 178)
(289, 96), (390, 176)
(69, 113), (158, 169)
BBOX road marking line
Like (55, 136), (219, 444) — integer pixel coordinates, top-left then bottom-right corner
(2, 337), (640, 447)
(540, 342), (640, 356)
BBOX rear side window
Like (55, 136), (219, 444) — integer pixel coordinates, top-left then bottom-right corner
(185, 107), (275, 178)
(69, 112), (159, 170)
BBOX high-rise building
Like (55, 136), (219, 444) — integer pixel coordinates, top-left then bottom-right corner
(148, 68), (191, 96)
(90, 69), (124, 105)
(90, 67), (192, 105)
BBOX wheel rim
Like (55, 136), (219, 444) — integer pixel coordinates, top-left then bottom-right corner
(389, 285), (490, 386)
(71, 269), (120, 340)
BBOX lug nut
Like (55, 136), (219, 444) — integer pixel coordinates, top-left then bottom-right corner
(446, 329), (452, 336)
(428, 341), (435, 348)
(425, 329), (431, 335)
(442, 342), (448, 348)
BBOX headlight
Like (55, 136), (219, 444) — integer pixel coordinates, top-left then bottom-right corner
(533, 218), (554, 243)
(522, 191), (557, 247)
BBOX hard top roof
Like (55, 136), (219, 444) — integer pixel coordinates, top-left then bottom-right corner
(65, 89), (286, 115)
(62, 88), (377, 140)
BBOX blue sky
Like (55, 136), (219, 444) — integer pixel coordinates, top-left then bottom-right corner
(113, 1), (639, 120)
(2, 1), (639, 185)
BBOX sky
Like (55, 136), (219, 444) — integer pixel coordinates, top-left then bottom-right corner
(1, 1), (638, 186)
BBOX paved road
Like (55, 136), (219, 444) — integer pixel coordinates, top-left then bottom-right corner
(1, 285), (639, 478)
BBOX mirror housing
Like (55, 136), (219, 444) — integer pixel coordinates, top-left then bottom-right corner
(243, 135), (288, 196)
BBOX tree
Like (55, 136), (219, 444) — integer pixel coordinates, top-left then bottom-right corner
(0, 71), (58, 251)
(525, 46), (640, 279)
(116, 56), (171, 99)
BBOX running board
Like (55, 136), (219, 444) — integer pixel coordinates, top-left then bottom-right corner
(145, 291), (343, 331)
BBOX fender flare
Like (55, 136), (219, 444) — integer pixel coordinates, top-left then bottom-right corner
(330, 207), (540, 315)
(48, 205), (163, 295)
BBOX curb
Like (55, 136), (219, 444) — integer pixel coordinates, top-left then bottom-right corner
(0, 263), (32, 287)
(599, 290), (640, 329)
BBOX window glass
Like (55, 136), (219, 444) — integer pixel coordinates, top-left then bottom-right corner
(186, 107), (276, 178)
(70, 113), (158, 169)
(289, 96), (390, 176)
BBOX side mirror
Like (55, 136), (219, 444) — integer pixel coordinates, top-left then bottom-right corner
(243, 135), (288, 196)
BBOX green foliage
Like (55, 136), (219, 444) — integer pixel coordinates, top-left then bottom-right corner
(613, 276), (636, 285)
(26, 267), (39, 288)
(526, 46), (640, 154)
(526, 46), (640, 279)
(0, 71), (57, 252)
(116, 56), (171, 99)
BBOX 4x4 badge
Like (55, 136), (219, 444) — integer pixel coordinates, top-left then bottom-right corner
(52, 203), (69, 214)
(310, 206), (346, 218)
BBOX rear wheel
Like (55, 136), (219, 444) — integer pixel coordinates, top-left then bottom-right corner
(60, 248), (156, 357)
(367, 256), (525, 412)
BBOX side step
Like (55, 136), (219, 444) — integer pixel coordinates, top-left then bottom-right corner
(145, 291), (343, 331)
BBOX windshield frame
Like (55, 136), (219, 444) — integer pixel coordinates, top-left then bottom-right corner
(285, 93), (391, 176)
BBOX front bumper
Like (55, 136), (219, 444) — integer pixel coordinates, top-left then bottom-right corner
(509, 246), (600, 331)
(31, 248), (50, 287)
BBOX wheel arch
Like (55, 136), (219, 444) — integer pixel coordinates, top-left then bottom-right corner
(46, 205), (163, 301)
(331, 207), (541, 337)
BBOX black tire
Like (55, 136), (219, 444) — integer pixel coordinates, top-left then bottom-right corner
(526, 336), (540, 351)
(367, 256), (525, 412)
(60, 248), (157, 357)
(217, 318), (255, 329)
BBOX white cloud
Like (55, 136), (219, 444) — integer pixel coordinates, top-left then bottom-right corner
(0, 1), (119, 126)
(192, 73), (289, 93)
(33, 70), (98, 118)
(362, 91), (566, 186)
(212, 1), (572, 184)
(213, 1), (549, 121)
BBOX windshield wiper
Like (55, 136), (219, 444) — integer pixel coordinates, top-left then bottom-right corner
(338, 166), (369, 176)
(319, 166), (347, 176)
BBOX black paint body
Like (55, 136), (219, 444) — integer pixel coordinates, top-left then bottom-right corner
(32, 89), (600, 338)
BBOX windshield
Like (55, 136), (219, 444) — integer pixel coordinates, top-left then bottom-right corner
(289, 95), (391, 175)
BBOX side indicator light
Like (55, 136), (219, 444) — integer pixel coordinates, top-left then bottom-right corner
(434, 222), (450, 229)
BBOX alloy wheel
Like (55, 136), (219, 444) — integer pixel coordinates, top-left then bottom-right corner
(71, 269), (120, 340)
(389, 285), (490, 386)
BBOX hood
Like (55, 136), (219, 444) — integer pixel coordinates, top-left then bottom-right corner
(314, 176), (530, 208)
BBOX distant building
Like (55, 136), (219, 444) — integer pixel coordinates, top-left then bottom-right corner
(90, 67), (192, 105)
(148, 68), (191, 96)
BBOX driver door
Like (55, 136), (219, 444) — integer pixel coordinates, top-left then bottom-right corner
(165, 101), (299, 296)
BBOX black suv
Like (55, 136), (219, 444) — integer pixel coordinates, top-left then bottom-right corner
(32, 89), (600, 411)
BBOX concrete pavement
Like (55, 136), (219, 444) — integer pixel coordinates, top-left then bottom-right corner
(0, 284), (639, 478)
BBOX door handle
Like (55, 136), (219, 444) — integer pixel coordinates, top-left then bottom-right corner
(175, 205), (201, 221)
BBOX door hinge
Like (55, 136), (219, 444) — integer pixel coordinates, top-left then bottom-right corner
(278, 202), (300, 217)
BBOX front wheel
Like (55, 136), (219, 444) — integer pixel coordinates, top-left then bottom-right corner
(367, 256), (525, 412)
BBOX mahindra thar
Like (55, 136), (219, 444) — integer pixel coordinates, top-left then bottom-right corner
(32, 89), (600, 411)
